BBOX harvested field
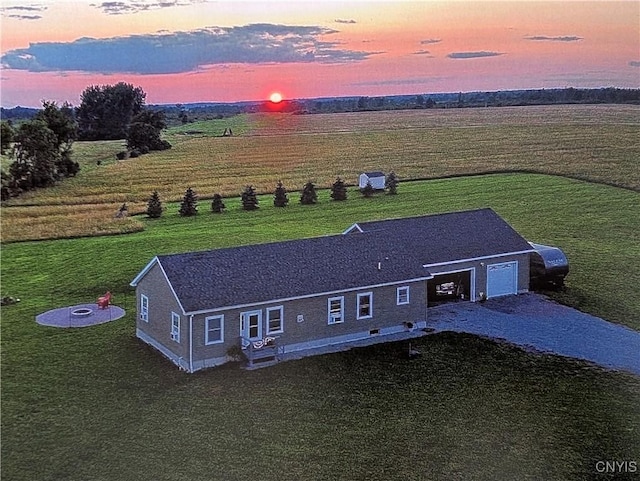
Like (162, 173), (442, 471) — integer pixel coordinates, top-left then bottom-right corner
(1, 203), (146, 243)
(2, 104), (638, 242)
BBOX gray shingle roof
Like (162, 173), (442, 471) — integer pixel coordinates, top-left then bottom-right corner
(350, 208), (533, 266)
(157, 229), (429, 313)
(137, 208), (532, 314)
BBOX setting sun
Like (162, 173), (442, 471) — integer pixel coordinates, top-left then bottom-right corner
(269, 92), (283, 103)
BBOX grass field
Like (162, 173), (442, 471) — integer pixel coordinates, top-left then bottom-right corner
(1, 105), (639, 479)
(1, 173), (639, 481)
(2, 104), (639, 242)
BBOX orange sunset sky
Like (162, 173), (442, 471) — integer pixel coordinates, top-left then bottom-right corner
(1, 1), (638, 108)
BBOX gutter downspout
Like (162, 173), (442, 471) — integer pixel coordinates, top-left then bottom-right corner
(425, 282), (429, 327)
(424, 273), (433, 327)
(189, 314), (194, 373)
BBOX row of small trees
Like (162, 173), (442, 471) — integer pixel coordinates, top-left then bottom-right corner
(145, 173), (399, 218)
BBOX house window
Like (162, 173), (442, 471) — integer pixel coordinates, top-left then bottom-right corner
(171, 312), (180, 343)
(328, 296), (344, 324)
(266, 306), (284, 334)
(357, 292), (373, 319)
(205, 315), (224, 345)
(140, 294), (149, 322)
(397, 286), (410, 305)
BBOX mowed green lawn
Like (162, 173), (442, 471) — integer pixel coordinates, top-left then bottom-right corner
(1, 173), (639, 481)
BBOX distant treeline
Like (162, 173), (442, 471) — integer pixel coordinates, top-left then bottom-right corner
(0, 106), (40, 121)
(288, 87), (640, 114)
(2, 87), (639, 124)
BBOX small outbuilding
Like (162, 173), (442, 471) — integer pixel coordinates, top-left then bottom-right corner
(359, 171), (386, 190)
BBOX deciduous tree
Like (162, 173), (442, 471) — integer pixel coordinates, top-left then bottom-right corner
(76, 82), (146, 140)
(126, 109), (171, 154)
(1, 121), (14, 155)
(9, 120), (59, 191)
(4, 101), (80, 197)
(35, 101), (79, 178)
(1, 169), (10, 201)
(36, 101), (77, 150)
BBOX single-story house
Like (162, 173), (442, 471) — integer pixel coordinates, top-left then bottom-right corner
(359, 171), (386, 190)
(130, 208), (534, 372)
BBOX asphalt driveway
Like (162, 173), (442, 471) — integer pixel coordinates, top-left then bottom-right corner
(428, 293), (640, 376)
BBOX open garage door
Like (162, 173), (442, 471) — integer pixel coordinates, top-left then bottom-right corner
(427, 270), (472, 306)
(487, 261), (518, 298)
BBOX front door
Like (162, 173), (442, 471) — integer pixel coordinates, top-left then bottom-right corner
(241, 310), (263, 343)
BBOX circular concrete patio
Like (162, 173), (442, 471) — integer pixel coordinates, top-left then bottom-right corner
(36, 304), (126, 328)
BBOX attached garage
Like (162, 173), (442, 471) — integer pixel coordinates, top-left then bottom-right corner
(486, 261), (518, 298)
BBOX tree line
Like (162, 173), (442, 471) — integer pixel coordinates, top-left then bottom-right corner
(291, 87), (640, 115)
(1, 82), (170, 200)
(7, 87), (636, 127)
(156, 87), (640, 121)
(145, 173), (399, 218)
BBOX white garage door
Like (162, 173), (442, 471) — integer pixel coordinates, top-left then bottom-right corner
(487, 261), (518, 298)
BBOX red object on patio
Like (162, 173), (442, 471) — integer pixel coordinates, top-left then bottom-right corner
(97, 291), (111, 309)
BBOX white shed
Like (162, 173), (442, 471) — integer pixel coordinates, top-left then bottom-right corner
(359, 171), (386, 190)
